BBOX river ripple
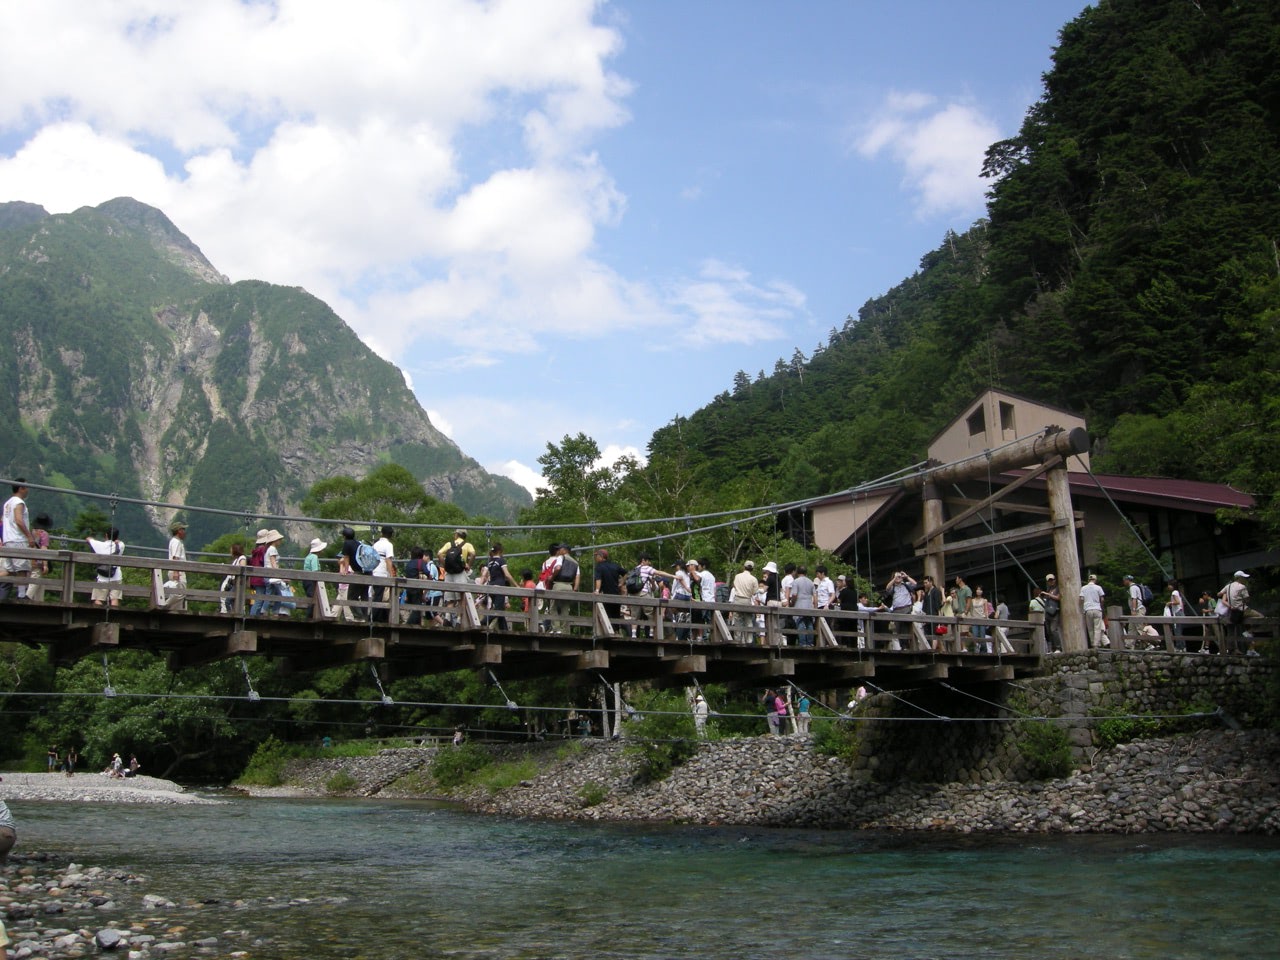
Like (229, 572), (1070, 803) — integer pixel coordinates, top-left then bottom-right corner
(17, 796), (1280, 959)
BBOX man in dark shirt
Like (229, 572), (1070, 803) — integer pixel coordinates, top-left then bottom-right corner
(593, 548), (625, 626)
(340, 527), (367, 620)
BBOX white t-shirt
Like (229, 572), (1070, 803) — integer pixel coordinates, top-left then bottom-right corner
(373, 537), (394, 578)
(2, 495), (28, 546)
(813, 577), (836, 609)
(1080, 582), (1106, 613)
(669, 569), (692, 600)
(698, 569), (716, 602)
(88, 537), (126, 582)
(1129, 582), (1144, 613)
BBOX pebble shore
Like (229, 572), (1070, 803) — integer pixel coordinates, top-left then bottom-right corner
(0, 774), (236, 957)
(1, 853), (242, 959)
(0, 774), (220, 806)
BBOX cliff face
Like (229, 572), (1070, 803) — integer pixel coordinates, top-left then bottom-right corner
(0, 198), (528, 543)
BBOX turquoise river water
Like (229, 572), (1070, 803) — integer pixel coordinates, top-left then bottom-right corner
(17, 797), (1280, 959)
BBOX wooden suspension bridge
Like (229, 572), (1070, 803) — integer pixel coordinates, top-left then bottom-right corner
(0, 546), (1051, 690)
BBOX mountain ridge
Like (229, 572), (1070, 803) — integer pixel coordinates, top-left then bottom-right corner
(0, 197), (529, 544)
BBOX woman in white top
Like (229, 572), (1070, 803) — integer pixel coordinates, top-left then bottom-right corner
(86, 528), (125, 606)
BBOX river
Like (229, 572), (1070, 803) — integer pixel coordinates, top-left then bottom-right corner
(18, 796), (1279, 959)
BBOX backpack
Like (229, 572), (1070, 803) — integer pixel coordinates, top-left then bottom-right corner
(403, 558), (427, 600)
(355, 541), (381, 574)
(248, 543), (268, 587)
(624, 567), (645, 595)
(1138, 583), (1154, 607)
(556, 556), (579, 583)
(443, 540), (466, 575)
(95, 540), (118, 579)
(714, 581), (731, 604)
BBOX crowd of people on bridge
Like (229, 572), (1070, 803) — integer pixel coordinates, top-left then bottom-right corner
(0, 478), (1266, 655)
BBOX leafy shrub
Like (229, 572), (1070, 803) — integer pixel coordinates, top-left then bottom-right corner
(811, 718), (861, 764)
(325, 769), (359, 793)
(1094, 712), (1162, 749)
(577, 781), (608, 807)
(1016, 721), (1073, 780)
(430, 742), (491, 789)
(623, 692), (698, 784)
(236, 736), (293, 787)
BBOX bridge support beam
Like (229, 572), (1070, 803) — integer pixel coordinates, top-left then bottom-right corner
(167, 630), (257, 670)
(472, 644), (503, 666)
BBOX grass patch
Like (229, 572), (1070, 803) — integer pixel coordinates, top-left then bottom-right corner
(473, 758), (538, 794)
(325, 769), (359, 794)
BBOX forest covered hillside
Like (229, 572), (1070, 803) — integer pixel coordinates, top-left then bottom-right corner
(642, 0), (1279, 544)
(0, 198), (530, 544)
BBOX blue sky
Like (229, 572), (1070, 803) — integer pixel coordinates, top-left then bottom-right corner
(0, 0), (1087, 496)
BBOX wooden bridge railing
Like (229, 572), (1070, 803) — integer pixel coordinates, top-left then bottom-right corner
(0, 545), (1053, 658)
(3, 546), (1269, 659)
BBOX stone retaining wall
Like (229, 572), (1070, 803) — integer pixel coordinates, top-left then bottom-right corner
(846, 651), (1275, 783)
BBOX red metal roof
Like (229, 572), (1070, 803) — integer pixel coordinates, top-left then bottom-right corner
(1004, 471), (1255, 513)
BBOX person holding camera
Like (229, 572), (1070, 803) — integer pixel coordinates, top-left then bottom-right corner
(885, 571), (917, 613)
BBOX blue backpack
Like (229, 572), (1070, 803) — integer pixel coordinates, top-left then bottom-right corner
(355, 541), (381, 574)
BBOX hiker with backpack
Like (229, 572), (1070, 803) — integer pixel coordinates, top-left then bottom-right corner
(339, 527), (368, 620)
(547, 543), (580, 635)
(248, 529), (287, 616)
(402, 546), (436, 626)
(477, 543), (518, 630)
(437, 528), (475, 623)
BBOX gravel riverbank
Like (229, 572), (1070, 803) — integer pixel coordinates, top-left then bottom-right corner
(0, 773), (221, 806)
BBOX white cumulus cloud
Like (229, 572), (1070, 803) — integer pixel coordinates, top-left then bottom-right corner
(855, 90), (998, 218)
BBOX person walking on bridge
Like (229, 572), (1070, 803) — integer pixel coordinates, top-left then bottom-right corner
(548, 544), (580, 635)
(87, 527), (125, 607)
(1079, 574), (1106, 648)
(731, 560), (758, 644)
(479, 543), (518, 630)
(593, 548), (625, 628)
(370, 526), (397, 623)
(0, 479), (35, 601)
(437, 528), (475, 623)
